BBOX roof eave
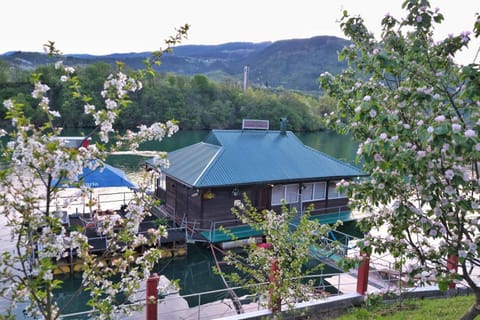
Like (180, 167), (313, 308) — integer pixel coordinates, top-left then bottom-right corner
(190, 173), (367, 189)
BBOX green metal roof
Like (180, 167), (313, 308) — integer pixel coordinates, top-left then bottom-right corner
(150, 129), (363, 188)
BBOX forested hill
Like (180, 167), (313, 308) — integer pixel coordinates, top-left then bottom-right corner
(1, 36), (349, 91)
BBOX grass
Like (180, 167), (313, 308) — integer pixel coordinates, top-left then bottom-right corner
(335, 294), (475, 320)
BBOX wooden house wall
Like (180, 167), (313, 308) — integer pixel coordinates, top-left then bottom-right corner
(165, 177), (176, 216)
(303, 198), (349, 214)
(200, 188), (238, 229)
(189, 191), (202, 224)
(198, 185), (272, 229)
(164, 177), (203, 225)
(161, 178), (350, 230)
(155, 188), (166, 201)
(174, 183), (190, 221)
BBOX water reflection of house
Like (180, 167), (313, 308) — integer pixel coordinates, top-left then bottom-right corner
(146, 119), (365, 243)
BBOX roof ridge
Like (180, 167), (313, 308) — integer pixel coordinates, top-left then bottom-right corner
(193, 147), (223, 186)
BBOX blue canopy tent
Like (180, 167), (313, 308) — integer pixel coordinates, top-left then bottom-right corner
(53, 161), (138, 218)
(56, 162), (137, 189)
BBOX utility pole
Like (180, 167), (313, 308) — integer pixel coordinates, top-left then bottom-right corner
(243, 65), (249, 91)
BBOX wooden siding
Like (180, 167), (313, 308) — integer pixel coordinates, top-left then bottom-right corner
(200, 188), (238, 229)
(155, 188), (166, 201)
(174, 183), (190, 220)
(163, 177), (203, 226)
(160, 178), (351, 231)
(165, 177), (176, 216)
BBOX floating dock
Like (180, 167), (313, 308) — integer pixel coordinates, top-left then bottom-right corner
(52, 212), (187, 275)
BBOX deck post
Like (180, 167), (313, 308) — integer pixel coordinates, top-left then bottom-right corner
(447, 254), (458, 289)
(269, 258), (281, 313)
(356, 250), (370, 295)
(257, 242), (281, 313)
(146, 273), (159, 320)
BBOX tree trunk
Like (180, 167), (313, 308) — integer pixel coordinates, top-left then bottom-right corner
(460, 301), (480, 320)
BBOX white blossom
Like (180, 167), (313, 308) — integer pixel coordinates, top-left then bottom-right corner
(31, 82), (50, 99)
(3, 99), (14, 110)
(452, 123), (462, 132)
(465, 129), (476, 138)
(417, 150), (426, 158)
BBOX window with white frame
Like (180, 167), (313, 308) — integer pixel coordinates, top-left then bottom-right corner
(302, 183), (314, 201)
(271, 185), (284, 205)
(271, 184), (299, 205)
(327, 180), (346, 199)
(301, 182), (326, 202)
(285, 184), (299, 203)
(313, 182), (326, 200)
(271, 182), (335, 205)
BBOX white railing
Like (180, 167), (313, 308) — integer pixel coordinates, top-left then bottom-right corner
(59, 272), (357, 319)
(308, 205), (351, 219)
(45, 189), (136, 215)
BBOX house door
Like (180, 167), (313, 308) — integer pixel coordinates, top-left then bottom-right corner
(254, 187), (271, 211)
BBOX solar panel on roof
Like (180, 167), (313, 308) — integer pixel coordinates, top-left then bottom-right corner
(242, 119), (269, 130)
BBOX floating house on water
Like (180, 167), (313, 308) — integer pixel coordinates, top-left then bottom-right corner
(146, 119), (365, 244)
(49, 149), (188, 274)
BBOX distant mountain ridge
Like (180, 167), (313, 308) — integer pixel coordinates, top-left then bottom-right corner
(0, 36), (349, 91)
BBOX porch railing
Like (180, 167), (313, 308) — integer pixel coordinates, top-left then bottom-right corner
(59, 271), (355, 319)
(204, 205), (356, 243)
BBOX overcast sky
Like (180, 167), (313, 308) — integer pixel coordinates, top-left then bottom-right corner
(2, 0), (478, 64)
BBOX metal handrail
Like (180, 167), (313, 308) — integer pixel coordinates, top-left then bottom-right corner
(39, 189), (136, 217)
(59, 271), (353, 319)
(205, 205), (356, 243)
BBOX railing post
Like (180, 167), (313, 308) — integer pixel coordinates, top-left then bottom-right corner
(257, 242), (281, 313)
(269, 258), (281, 313)
(146, 273), (159, 320)
(356, 250), (370, 295)
(197, 293), (201, 320)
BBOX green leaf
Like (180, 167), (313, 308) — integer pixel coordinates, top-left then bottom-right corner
(434, 124), (448, 135)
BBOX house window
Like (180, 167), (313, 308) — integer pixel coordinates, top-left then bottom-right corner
(271, 181), (345, 206)
(285, 184), (299, 203)
(302, 182), (326, 202)
(271, 184), (299, 205)
(313, 182), (326, 200)
(302, 183), (314, 201)
(328, 181), (346, 199)
(156, 172), (166, 190)
(271, 185), (284, 205)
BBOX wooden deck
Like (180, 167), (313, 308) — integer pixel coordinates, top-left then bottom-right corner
(52, 212), (187, 275)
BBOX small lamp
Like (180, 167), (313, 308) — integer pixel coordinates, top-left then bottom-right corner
(232, 187), (240, 197)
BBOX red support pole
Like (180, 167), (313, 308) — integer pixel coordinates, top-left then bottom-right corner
(146, 273), (160, 320)
(269, 258), (281, 313)
(356, 251), (370, 295)
(447, 254), (458, 289)
(257, 242), (281, 313)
